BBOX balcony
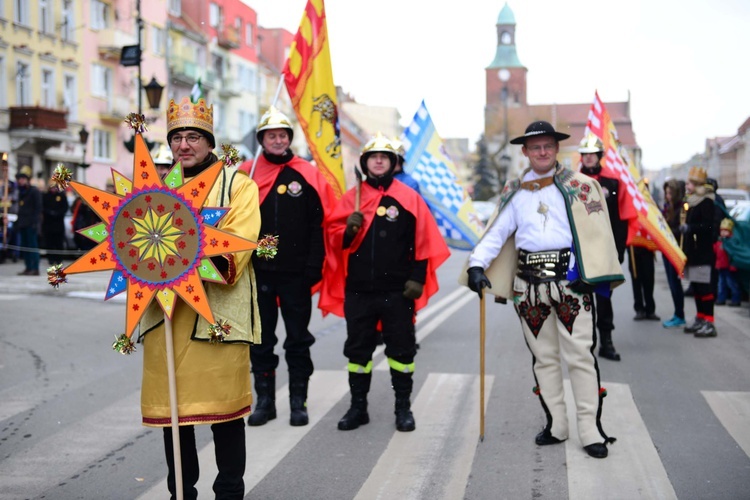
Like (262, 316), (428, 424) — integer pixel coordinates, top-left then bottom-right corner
(9, 106), (73, 152)
(10, 106), (68, 130)
(217, 26), (241, 50)
(218, 79), (242, 98)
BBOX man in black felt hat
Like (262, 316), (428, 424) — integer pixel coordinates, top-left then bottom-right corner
(461, 120), (625, 459)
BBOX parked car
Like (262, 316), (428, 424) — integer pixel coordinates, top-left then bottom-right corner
(730, 203), (750, 223)
(717, 188), (750, 209)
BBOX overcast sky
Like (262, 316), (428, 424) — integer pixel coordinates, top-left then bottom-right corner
(244, 0), (749, 170)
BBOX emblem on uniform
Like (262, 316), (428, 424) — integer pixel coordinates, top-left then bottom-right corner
(385, 206), (399, 221)
(56, 196), (62, 202)
(376, 206), (387, 217)
(287, 181), (302, 197)
(277, 184), (287, 194)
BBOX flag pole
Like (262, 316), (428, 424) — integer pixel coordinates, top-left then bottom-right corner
(248, 79), (286, 180)
(479, 291), (486, 442)
(164, 313), (183, 500)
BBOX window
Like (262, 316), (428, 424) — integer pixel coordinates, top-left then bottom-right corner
(61, 1), (75, 42)
(16, 61), (31, 106)
(168, 0), (180, 16)
(14, 0), (30, 25)
(91, 64), (112, 98)
(39, 0), (53, 33)
(235, 17), (242, 38)
(245, 23), (254, 46)
(151, 26), (165, 56)
(238, 110), (254, 136)
(0, 57), (6, 108)
(93, 129), (112, 161)
(91, 0), (109, 30)
(209, 3), (222, 28)
(214, 103), (225, 136)
(212, 53), (224, 80)
(41, 68), (55, 108)
(64, 74), (77, 121)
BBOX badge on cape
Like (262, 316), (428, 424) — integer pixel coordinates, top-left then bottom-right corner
(385, 206), (399, 221)
(376, 206), (387, 217)
(277, 184), (287, 195)
(287, 181), (302, 197)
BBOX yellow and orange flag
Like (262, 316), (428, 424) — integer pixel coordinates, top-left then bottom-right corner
(283, 0), (345, 198)
(585, 92), (686, 274)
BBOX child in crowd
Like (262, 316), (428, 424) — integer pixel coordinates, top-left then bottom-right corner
(714, 218), (742, 307)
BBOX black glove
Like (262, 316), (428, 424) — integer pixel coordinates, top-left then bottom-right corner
(403, 279), (424, 299)
(345, 211), (364, 238)
(568, 278), (596, 294)
(467, 266), (491, 298)
(304, 266), (323, 288)
(679, 223), (690, 234)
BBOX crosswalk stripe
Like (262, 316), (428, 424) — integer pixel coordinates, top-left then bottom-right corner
(564, 380), (677, 500)
(702, 391), (750, 458)
(0, 391), (143, 500)
(373, 289), (474, 372)
(137, 370), (349, 499)
(354, 372), (494, 500)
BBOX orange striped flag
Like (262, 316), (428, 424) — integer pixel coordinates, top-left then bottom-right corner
(283, 0), (345, 198)
(585, 92), (686, 273)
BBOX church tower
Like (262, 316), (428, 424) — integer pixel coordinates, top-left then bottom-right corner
(485, 3), (527, 110)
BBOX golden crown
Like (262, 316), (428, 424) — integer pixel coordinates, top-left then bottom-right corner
(720, 218), (734, 232)
(688, 166), (707, 184)
(167, 97), (213, 137)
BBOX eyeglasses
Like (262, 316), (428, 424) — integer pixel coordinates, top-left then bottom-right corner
(526, 144), (557, 153)
(170, 134), (204, 145)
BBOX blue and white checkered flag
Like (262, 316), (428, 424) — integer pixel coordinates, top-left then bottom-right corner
(401, 101), (484, 250)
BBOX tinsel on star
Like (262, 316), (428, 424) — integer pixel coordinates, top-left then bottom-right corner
(256, 234), (279, 260)
(47, 264), (67, 289)
(112, 334), (136, 355)
(50, 164), (73, 190)
(219, 144), (241, 168)
(124, 113), (148, 134)
(207, 319), (232, 344)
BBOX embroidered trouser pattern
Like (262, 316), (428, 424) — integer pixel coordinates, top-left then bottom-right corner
(513, 277), (608, 446)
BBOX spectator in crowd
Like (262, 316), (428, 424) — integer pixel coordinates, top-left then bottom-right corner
(661, 178), (687, 328)
(715, 218), (742, 307)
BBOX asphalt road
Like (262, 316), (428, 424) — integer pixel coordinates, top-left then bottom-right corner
(1, 252), (749, 499)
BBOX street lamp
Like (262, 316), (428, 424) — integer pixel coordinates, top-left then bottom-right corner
(143, 76), (165, 111)
(79, 125), (90, 184)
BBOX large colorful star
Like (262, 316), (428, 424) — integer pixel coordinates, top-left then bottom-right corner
(63, 134), (256, 339)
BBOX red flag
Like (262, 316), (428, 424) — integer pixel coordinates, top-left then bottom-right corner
(282, 0), (345, 198)
(584, 92), (686, 273)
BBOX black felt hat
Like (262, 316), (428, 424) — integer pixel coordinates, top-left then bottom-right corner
(510, 121), (570, 145)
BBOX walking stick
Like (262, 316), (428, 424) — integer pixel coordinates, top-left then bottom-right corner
(164, 315), (184, 500)
(629, 246), (637, 280)
(479, 291), (486, 442)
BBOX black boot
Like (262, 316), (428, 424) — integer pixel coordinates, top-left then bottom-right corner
(598, 329), (621, 361)
(338, 372), (371, 431)
(247, 372), (276, 426)
(289, 378), (309, 426)
(211, 418), (246, 499)
(391, 369), (416, 432)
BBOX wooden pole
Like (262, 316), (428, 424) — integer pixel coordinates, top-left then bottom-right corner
(164, 315), (183, 500)
(479, 292), (486, 442)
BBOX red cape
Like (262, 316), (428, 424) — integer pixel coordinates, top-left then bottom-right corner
(239, 154), (337, 211)
(319, 179), (450, 317)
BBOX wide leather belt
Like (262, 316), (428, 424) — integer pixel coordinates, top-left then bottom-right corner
(517, 248), (571, 283)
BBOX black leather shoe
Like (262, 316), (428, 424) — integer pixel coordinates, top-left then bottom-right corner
(535, 430), (565, 446)
(633, 311), (646, 320)
(645, 313), (661, 321)
(598, 346), (621, 361)
(584, 443), (608, 458)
